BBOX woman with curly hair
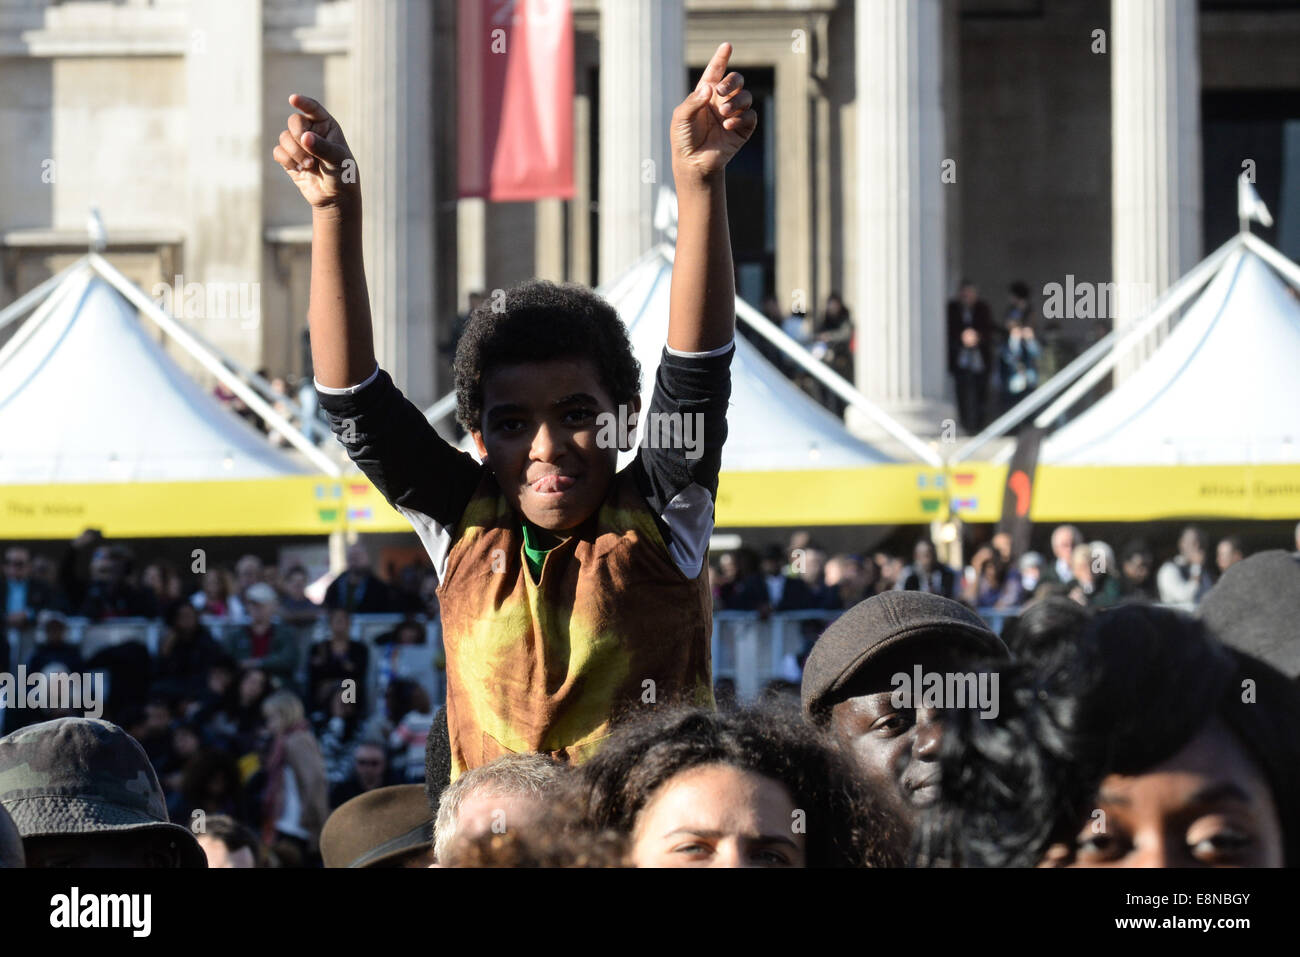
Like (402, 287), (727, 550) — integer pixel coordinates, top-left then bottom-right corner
(569, 705), (904, 868)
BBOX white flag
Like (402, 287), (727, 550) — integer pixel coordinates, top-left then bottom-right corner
(1238, 174), (1274, 228)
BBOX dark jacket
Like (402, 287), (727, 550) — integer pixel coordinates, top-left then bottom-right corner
(947, 299), (995, 375)
(323, 572), (394, 614)
(0, 577), (63, 624)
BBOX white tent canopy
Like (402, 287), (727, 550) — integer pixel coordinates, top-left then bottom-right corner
(1037, 243), (1300, 467)
(0, 263), (314, 483)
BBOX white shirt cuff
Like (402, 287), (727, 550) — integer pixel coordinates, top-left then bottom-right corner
(314, 365), (380, 395)
(665, 338), (735, 359)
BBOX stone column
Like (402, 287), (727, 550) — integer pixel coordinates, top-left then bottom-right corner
(186, 0), (262, 365)
(351, 0), (438, 407)
(598, 0), (684, 283)
(1111, 0), (1202, 379)
(853, 0), (950, 437)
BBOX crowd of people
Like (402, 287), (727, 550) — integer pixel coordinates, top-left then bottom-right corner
(708, 522), (1291, 616)
(945, 279), (1097, 434)
(2, 564), (1297, 870)
(1, 519), (1296, 869)
(0, 534), (441, 867)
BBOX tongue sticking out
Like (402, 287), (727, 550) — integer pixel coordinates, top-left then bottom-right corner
(532, 474), (575, 494)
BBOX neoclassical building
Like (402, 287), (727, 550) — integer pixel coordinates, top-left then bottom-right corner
(1, 0), (1297, 431)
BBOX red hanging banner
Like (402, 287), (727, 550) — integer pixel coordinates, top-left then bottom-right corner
(458, 0), (575, 201)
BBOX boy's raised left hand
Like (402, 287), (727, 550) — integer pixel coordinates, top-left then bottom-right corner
(671, 42), (757, 182)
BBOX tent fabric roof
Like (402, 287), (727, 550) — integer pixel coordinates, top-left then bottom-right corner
(0, 267), (311, 483)
(597, 247), (896, 472)
(1039, 247), (1300, 467)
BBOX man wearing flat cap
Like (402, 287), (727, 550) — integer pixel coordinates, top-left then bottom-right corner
(0, 717), (206, 867)
(802, 592), (1008, 839)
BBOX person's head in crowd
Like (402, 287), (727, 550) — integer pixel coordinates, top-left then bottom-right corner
(237, 667), (269, 709)
(457, 283), (644, 527)
(1216, 536), (1245, 574)
(958, 280), (978, 307)
(261, 564), (284, 594)
(37, 609), (69, 647)
(573, 706), (901, 868)
(877, 552), (905, 589)
(433, 753), (564, 864)
(796, 545), (827, 585)
(788, 529), (812, 554)
(89, 545), (122, 584)
(235, 554), (264, 594)
(245, 582), (278, 626)
(1003, 596), (1091, 660)
(31, 554), (58, 588)
(1119, 539), (1154, 589)
(171, 721), (202, 763)
(1200, 550), (1300, 680)
(418, 569), (439, 616)
(1017, 551), (1044, 594)
(1178, 525), (1208, 566)
(1050, 525), (1082, 568)
(3, 546), (30, 583)
(802, 592), (1008, 840)
(990, 532), (1013, 563)
(328, 606), (352, 643)
(201, 569), (231, 606)
(143, 697), (172, 740)
(195, 815), (260, 868)
(322, 784), (434, 868)
(825, 554), (867, 605)
(142, 561), (181, 604)
(717, 550), (738, 583)
(166, 600), (202, 638)
(920, 606), (1300, 868)
(180, 751), (243, 818)
(1294, 520), (1300, 552)
(352, 740), (388, 793)
(391, 618), (425, 645)
(1068, 542), (1096, 591)
(443, 809), (627, 868)
(912, 538), (938, 573)
(760, 544), (787, 578)
(206, 658), (236, 699)
(0, 718), (206, 867)
(345, 543), (372, 579)
(0, 803), (23, 867)
(282, 564), (310, 601)
(262, 689), (307, 737)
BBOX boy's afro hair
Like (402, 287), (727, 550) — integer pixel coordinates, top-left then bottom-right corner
(453, 279), (642, 432)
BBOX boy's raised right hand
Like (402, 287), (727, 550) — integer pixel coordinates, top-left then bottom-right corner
(273, 94), (357, 210)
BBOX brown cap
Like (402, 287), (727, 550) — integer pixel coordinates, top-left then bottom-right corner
(320, 784), (433, 868)
(801, 591), (1008, 721)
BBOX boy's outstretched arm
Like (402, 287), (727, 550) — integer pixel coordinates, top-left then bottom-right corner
(668, 43), (757, 354)
(272, 93), (376, 389)
(273, 95), (482, 582)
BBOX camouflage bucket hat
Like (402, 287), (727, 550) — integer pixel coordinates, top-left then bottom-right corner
(0, 717), (206, 867)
